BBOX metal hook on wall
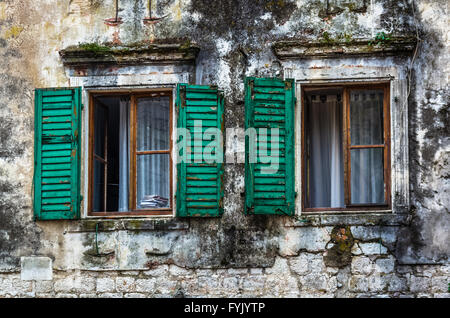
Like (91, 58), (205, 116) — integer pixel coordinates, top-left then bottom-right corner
(105, 0), (123, 26)
(143, 0), (167, 25)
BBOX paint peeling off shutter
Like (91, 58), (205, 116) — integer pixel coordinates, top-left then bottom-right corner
(245, 77), (295, 215)
(34, 87), (82, 220)
(176, 84), (224, 217)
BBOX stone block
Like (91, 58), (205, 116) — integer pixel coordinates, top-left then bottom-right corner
(135, 278), (156, 293)
(96, 277), (116, 292)
(351, 256), (373, 275)
(359, 242), (387, 255)
(431, 276), (449, 293)
(409, 276), (431, 293)
(116, 277), (136, 292)
(349, 275), (369, 292)
(375, 256), (395, 274)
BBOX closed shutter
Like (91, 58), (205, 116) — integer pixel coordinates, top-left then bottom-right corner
(245, 77), (295, 215)
(34, 87), (82, 220)
(176, 84), (224, 217)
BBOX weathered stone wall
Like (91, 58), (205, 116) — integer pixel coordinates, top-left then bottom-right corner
(1, 259), (449, 298)
(0, 0), (448, 297)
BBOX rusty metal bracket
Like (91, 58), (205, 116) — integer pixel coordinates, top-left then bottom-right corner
(105, 0), (123, 26)
(143, 0), (167, 25)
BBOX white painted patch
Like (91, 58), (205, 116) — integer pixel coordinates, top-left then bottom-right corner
(259, 12), (272, 21)
(216, 38), (232, 57)
(21, 256), (53, 281)
(357, 1), (385, 38)
(190, 11), (202, 23)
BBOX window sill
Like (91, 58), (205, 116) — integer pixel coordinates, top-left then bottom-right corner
(284, 210), (409, 227)
(64, 217), (189, 233)
(88, 210), (173, 217)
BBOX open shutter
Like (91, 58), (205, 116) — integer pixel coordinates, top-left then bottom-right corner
(34, 87), (82, 220)
(176, 84), (224, 217)
(245, 77), (295, 215)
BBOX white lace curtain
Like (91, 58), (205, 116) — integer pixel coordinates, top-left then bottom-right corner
(118, 97), (130, 212)
(308, 94), (344, 208)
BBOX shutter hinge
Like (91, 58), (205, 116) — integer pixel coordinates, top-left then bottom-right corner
(81, 103), (84, 110)
(295, 191), (298, 198)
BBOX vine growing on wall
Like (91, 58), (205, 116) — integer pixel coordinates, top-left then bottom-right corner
(368, 32), (392, 46)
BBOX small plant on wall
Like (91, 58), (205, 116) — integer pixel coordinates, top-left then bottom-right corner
(369, 32), (392, 46)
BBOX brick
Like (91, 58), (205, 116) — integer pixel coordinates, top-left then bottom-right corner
(116, 277), (135, 292)
(297, 227), (331, 252)
(249, 268), (263, 275)
(387, 275), (407, 292)
(55, 293), (78, 298)
(11, 279), (33, 295)
(351, 256), (373, 275)
(289, 254), (310, 275)
(409, 276), (431, 293)
(375, 256), (395, 274)
(300, 274), (328, 292)
(169, 265), (193, 276)
(80, 293), (98, 298)
(431, 276), (449, 293)
(135, 278), (156, 293)
(349, 275), (369, 292)
(124, 293), (147, 298)
(241, 276), (265, 293)
(227, 268), (248, 275)
(222, 277), (239, 291)
(198, 275), (220, 292)
(35, 281), (53, 293)
(359, 242), (387, 255)
(98, 293), (123, 298)
(155, 278), (178, 295)
(143, 265), (168, 277)
(265, 257), (290, 275)
(368, 274), (388, 292)
(96, 277), (116, 292)
(54, 275), (95, 293)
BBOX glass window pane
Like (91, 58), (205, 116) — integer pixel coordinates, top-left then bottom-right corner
(350, 90), (384, 145)
(137, 154), (170, 209)
(94, 105), (107, 158)
(351, 148), (385, 204)
(93, 160), (105, 212)
(137, 96), (170, 151)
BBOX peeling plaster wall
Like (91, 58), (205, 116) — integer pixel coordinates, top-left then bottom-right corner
(0, 0), (448, 297)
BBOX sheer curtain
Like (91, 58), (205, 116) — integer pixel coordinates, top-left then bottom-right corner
(308, 94), (344, 208)
(350, 90), (385, 204)
(136, 97), (170, 209)
(118, 97), (130, 212)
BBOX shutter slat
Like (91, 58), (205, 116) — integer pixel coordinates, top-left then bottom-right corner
(176, 84), (224, 217)
(245, 77), (295, 216)
(34, 87), (81, 220)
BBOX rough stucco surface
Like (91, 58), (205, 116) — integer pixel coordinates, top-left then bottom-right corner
(0, 0), (448, 297)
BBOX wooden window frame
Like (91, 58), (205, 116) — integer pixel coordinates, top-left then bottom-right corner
(301, 83), (391, 213)
(88, 90), (173, 217)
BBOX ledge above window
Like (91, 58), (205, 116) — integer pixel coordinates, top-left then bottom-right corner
(59, 41), (200, 67)
(272, 36), (417, 60)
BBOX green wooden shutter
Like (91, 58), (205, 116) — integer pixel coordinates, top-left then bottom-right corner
(176, 84), (224, 217)
(245, 77), (295, 215)
(34, 87), (82, 220)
